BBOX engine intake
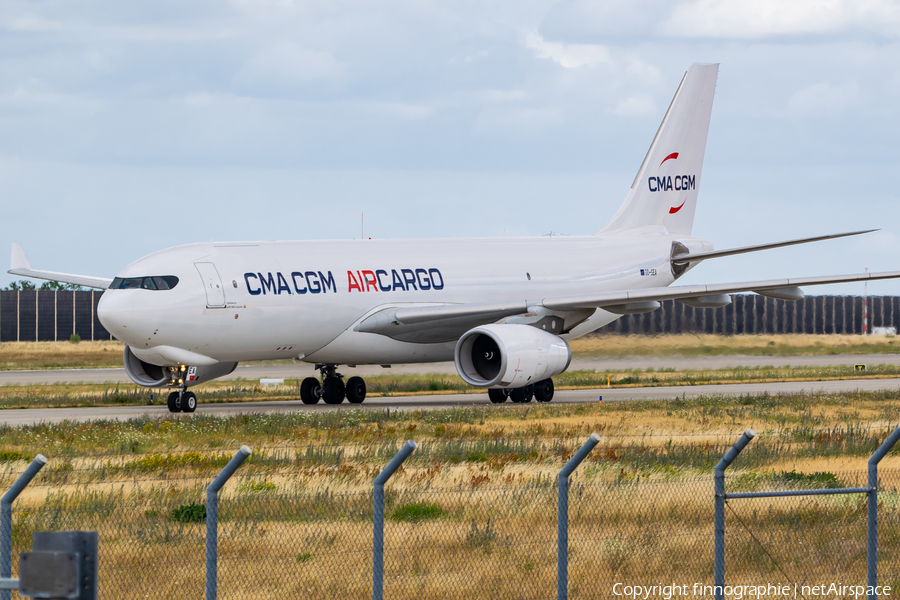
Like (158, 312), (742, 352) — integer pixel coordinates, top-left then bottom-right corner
(455, 324), (571, 388)
(123, 346), (167, 387)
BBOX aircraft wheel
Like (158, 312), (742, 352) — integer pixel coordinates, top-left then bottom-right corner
(488, 389), (507, 404)
(534, 379), (554, 403)
(346, 376), (366, 404)
(300, 377), (321, 404)
(322, 378), (345, 405)
(182, 392), (197, 413)
(510, 388), (526, 403)
(167, 391), (182, 413)
(523, 384), (534, 403)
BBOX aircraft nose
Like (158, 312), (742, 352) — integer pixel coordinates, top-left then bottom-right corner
(97, 291), (133, 340)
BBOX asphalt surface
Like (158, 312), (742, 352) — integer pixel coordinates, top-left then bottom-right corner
(2, 376), (899, 426)
(1, 353), (898, 386)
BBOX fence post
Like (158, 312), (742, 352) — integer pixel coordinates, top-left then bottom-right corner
(558, 433), (600, 600)
(1, 455), (47, 600)
(714, 429), (755, 600)
(867, 425), (900, 600)
(206, 445), (251, 600)
(373, 440), (416, 600)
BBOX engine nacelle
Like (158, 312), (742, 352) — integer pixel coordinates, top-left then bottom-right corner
(123, 346), (237, 388)
(455, 324), (571, 389)
(123, 346), (168, 387)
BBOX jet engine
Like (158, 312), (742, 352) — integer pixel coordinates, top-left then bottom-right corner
(123, 346), (168, 386)
(455, 324), (571, 388)
(123, 346), (237, 388)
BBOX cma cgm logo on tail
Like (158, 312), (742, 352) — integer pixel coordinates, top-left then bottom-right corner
(244, 268), (444, 295)
(648, 152), (694, 215)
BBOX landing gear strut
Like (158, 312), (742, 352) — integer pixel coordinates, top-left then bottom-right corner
(166, 387), (197, 413)
(488, 379), (553, 405)
(299, 365), (368, 405)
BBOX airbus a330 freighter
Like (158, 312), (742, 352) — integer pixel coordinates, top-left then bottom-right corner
(10, 63), (900, 413)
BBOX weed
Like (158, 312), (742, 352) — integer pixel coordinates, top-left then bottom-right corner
(0, 451), (29, 462)
(776, 470), (843, 489)
(465, 519), (498, 552)
(392, 502), (445, 522)
(239, 480), (277, 493)
(170, 503), (206, 523)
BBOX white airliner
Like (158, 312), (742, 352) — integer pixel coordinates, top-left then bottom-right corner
(9, 63), (900, 413)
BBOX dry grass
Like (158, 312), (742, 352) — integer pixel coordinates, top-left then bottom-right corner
(2, 389), (900, 596)
(0, 341), (125, 370)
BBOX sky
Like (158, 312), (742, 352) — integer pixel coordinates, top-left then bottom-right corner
(2, 0), (900, 294)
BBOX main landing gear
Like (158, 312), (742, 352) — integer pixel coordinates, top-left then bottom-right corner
(488, 378), (554, 404)
(166, 388), (197, 413)
(300, 364), (367, 405)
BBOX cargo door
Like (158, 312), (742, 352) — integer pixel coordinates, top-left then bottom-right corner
(195, 262), (226, 308)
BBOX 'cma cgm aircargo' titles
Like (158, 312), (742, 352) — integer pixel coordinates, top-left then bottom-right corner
(10, 63), (899, 413)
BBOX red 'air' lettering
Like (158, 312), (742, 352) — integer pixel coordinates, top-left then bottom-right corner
(347, 271), (363, 293)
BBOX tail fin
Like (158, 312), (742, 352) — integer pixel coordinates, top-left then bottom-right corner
(597, 63), (718, 236)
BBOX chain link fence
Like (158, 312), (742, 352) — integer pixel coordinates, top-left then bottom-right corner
(3, 467), (900, 598)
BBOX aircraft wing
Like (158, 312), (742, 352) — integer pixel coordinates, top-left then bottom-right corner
(8, 243), (112, 290)
(539, 271), (900, 310)
(358, 270), (900, 342)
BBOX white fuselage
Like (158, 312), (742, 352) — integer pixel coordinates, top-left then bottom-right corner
(97, 230), (710, 368)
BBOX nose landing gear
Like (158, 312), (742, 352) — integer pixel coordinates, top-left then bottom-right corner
(166, 388), (197, 413)
(298, 365), (368, 405)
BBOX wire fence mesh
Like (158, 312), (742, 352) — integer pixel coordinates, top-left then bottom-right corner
(3, 468), (900, 598)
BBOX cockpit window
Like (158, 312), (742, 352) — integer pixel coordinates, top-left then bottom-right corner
(109, 276), (179, 290)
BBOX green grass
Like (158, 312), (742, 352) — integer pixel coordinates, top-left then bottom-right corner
(392, 502), (445, 522)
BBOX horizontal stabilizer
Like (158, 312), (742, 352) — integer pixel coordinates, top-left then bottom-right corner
(8, 243), (112, 290)
(672, 230), (875, 265)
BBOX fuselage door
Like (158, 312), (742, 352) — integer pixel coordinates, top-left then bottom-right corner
(195, 262), (226, 308)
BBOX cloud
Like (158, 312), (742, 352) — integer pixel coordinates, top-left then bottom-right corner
(613, 94), (656, 116)
(6, 15), (66, 32)
(542, 0), (900, 41)
(786, 81), (864, 116)
(0, 87), (102, 114)
(363, 102), (434, 120)
(235, 42), (346, 86)
(524, 32), (611, 69)
(666, 0), (900, 39)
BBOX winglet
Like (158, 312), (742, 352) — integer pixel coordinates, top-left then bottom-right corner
(10, 243), (31, 271)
